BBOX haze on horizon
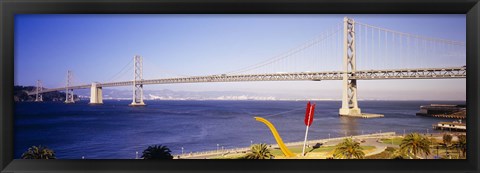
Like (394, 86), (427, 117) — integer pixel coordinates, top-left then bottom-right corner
(15, 14), (466, 101)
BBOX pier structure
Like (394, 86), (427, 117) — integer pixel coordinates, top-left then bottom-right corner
(433, 121), (466, 132)
(417, 104), (466, 119)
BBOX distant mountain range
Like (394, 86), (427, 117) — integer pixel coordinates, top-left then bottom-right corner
(73, 89), (337, 101)
(17, 85), (464, 102)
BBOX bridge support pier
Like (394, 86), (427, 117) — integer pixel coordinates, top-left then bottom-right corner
(339, 17), (362, 117)
(89, 82), (103, 104)
(129, 55), (146, 106)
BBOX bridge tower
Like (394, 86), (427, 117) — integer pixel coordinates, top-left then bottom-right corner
(35, 80), (43, 102)
(339, 17), (361, 116)
(129, 55), (146, 106)
(65, 70), (75, 104)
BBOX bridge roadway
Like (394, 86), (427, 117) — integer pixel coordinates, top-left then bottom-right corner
(28, 66), (466, 95)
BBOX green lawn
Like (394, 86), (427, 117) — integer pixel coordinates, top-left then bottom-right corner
(380, 137), (404, 145)
(270, 146), (307, 156)
(365, 145), (466, 159)
(270, 145), (375, 157)
(213, 145), (378, 159)
(365, 147), (397, 159)
(211, 154), (246, 159)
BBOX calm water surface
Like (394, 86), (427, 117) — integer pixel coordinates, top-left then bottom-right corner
(14, 100), (465, 159)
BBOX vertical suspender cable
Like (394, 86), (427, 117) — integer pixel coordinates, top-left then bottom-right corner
(385, 30), (387, 68)
(378, 28), (381, 69)
(370, 28), (377, 68)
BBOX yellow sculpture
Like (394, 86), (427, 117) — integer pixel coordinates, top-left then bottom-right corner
(254, 117), (296, 157)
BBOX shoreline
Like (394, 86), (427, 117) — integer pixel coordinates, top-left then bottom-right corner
(176, 132), (398, 159)
(176, 131), (461, 159)
(16, 99), (467, 103)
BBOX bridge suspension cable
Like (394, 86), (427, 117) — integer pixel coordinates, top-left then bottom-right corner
(71, 72), (90, 87)
(356, 22), (465, 46)
(355, 21), (465, 70)
(225, 22), (343, 75)
(104, 58), (134, 83)
(153, 68), (192, 78)
(144, 60), (194, 79)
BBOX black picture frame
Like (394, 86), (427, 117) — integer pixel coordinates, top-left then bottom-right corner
(1, 0), (479, 173)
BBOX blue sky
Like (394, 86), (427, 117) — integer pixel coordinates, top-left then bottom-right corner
(15, 14), (466, 100)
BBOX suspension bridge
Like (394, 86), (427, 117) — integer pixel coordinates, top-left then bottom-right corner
(27, 17), (466, 117)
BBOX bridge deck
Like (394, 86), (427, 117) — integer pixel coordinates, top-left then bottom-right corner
(28, 67), (466, 95)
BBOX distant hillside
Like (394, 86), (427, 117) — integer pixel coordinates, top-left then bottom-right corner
(14, 85), (79, 102)
(73, 88), (278, 100)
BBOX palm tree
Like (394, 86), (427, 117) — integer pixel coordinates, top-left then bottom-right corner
(391, 149), (406, 159)
(399, 133), (431, 159)
(442, 133), (453, 157)
(21, 145), (56, 159)
(455, 134), (466, 158)
(332, 138), (365, 159)
(245, 143), (273, 159)
(443, 133), (452, 146)
(141, 145), (173, 159)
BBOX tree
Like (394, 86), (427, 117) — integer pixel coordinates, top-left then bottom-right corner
(443, 133), (453, 146)
(399, 133), (431, 159)
(442, 133), (453, 157)
(391, 149), (406, 159)
(141, 145), (173, 159)
(332, 138), (365, 159)
(21, 145), (56, 159)
(455, 134), (466, 158)
(245, 143), (273, 159)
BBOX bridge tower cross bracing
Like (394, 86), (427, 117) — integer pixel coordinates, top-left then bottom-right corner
(339, 17), (361, 116)
(35, 80), (43, 102)
(129, 55), (146, 106)
(65, 70), (75, 104)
